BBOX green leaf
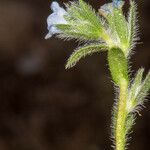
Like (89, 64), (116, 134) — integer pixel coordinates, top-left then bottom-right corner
(125, 113), (135, 136)
(136, 71), (150, 104)
(111, 102), (118, 140)
(127, 0), (138, 55)
(57, 22), (104, 41)
(78, 0), (102, 29)
(127, 69), (150, 113)
(65, 43), (108, 69)
(107, 47), (128, 85)
(99, 2), (129, 53)
(113, 8), (129, 51)
(128, 68), (144, 103)
(57, 0), (109, 42)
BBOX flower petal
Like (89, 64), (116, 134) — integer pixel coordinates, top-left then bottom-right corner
(99, 1), (124, 16)
(45, 1), (68, 39)
(51, 1), (60, 12)
(45, 26), (61, 39)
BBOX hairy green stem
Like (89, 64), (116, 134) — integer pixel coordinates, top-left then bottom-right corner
(108, 47), (129, 150)
(115, 80), (128, 150)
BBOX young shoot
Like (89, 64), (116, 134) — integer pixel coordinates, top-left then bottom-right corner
(45, 0), (150, 150)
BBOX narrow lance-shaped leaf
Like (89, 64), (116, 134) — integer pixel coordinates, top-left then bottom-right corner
(99, 1), (128, 53)
(78, 0), (103, 29)
(127, 70), (150, 113)
(58, 0), (109, 42)
(66, 44), (108, 69)
(57, 22), (104, 41)
(127, 0), (138, 54)
(127, 68), (144, 112)
(125, 113), (135, 135)
(136, 71), (150, 104)
(111, 101), (118, 140)
(113, 7), (129, 50)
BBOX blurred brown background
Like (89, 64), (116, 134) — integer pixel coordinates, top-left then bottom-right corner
(0, 0), (150, 150)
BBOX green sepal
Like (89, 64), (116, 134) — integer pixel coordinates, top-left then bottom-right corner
(108, 47), (128, 85)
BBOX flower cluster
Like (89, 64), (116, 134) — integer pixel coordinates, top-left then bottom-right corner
(45, 0), (133, 56)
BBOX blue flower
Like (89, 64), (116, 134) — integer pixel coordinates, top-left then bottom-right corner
(113, 0), (120, 7)
(45, 1), (68, 39)
(99, 0), (124, 17)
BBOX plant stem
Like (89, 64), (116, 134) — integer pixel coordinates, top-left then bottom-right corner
(115, 79), (128, 150)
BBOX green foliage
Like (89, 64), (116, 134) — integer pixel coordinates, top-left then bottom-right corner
(66, 43), (108, 69)
(136, 71), (150, 104)
(111, 101), (118, 140)
(127, 68), (144, 112)
(119, 69), (150, 148)
(56, 0), (139, 69)
(107, 47), (128, 85)
(127, 69), (150, 113)
(113, 8), (129, 52)
(46, 1), (150, 150)
(127, 0), (138, 55)
(57, 0), (108, 41)
(99, 1), (129, 54)
(125, 113), (135, 137)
